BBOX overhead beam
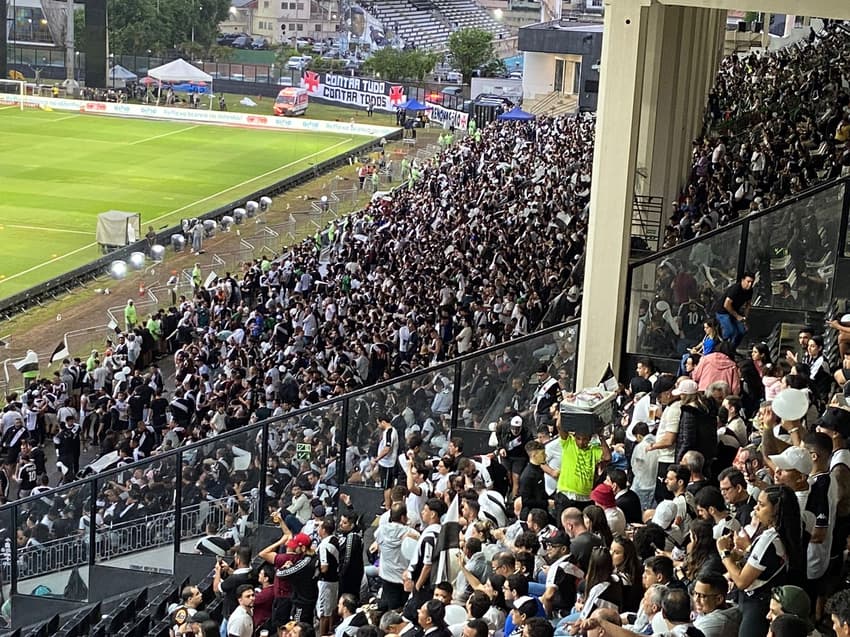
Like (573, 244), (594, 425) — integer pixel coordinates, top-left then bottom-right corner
(656, 0), (850, 21)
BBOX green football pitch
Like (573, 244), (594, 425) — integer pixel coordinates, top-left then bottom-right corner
(0, 106), (370, 299)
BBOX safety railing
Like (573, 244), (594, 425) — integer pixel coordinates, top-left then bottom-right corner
(623, 176), (849, 361)
(0, 317), (579, 599)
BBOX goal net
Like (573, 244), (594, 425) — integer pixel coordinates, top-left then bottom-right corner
(0, 79), (25, 110)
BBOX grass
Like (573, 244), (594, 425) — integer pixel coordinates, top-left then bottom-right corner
(0, 105), (375, 299)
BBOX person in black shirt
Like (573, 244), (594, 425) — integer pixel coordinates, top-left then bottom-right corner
(516, 441), (547, 520)
(215, 547), (256, 627)
(713, 271), (755, 347)
(337, 511), (365, 598)
(276, 532), (319, 623)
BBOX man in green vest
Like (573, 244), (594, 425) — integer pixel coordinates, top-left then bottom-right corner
(555, 407), (611, 515)
(124, 300), (138, 331)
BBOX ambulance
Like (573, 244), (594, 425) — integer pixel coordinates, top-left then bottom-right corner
(274, 87), (309, 116)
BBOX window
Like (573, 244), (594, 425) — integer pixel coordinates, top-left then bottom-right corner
(289, 23), (296, 30)
(296, 23), (304, 31)
(297, 3), (304, 9)
(290, 3), (296, 8)
(263, 1), (269, 8)
(315, 24), (321, 31)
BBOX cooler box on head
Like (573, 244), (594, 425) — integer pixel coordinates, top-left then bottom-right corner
(96, 210), (141, 254)
(558, 389), (617, 435)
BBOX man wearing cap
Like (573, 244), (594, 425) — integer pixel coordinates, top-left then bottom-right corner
(509, 597), (541, 637)
(768, 585), (814, 630)
(645, 375), (679, 504)
(499, 415), (532, 499)
(541, 531), (582, 616)
(275, 532), (318, 623)
(768, 446), (813, 517)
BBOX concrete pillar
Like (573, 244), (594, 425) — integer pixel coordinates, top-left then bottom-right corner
(635, 6), (725, 222)
(575, 0), (647, 388)
(577, 2), (725, 386)
(762, 12), (772, 47)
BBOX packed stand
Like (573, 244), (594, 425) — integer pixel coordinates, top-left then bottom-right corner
(179, 341), (850, 637)
(666, 23), (850, 248)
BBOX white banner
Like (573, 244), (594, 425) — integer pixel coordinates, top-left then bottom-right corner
(1, 94), (399, 137)
(424, 101), (469, 130)
(301, 71), (406, 113)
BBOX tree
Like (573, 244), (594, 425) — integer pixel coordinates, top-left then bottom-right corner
(362, 47), (438, 82)
(447, 28), (495, 82)
(105, 0), (230, 56)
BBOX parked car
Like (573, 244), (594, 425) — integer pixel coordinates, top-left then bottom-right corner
(295, 38), (312, 48)
(231, 35), (251, 49)
(278, 76), (294, 86)
(251, 37), (269, 50)
(217, 32), (247, 45)
(445, 70), (463, 83)
(441, 85), (463, 97)
(286, 56), (309, 70)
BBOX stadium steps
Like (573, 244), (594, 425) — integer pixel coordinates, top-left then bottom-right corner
(523, 91), (578, 116)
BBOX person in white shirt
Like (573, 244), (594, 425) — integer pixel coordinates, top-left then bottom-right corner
(371, 502), (420, 610)
(226, 585), (254, 637)
(372, 411), (399, 510)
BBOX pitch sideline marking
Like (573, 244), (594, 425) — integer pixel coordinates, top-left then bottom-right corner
(3, 224), (91, 235)
(0, 137), (354, 285)
(128, 124), (200, 146)
(45, 114), (80, 123)
(144, 137), (354, 226)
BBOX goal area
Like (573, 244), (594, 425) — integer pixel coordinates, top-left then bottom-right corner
(0, 79), (25, 110)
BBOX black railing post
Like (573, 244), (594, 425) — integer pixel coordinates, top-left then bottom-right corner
(173, 450), (184, 557)
(10, 504), (18, 596)
(338, 398), (349, 487)
(450, 361), (462, 433)
(258, 421), (270, 519)
(88, 480), (98, 568)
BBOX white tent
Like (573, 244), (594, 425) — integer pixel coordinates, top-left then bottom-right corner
(108, 64), (138, 88)
(147, 58), (212, 83)
(147, 58), (214, 108)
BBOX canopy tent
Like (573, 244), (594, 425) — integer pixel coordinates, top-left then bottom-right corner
(497, 105), (535, 121)
(108, 64), (138, 88)
(401, 98), (428, 111)
(147, 58), (212, 83)
(147, 58), (214, 108)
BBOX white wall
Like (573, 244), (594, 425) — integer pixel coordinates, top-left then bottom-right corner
(522, 51), (557, 99)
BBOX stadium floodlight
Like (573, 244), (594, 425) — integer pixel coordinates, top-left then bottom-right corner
(150, 244), (165, 261)
(220, 215), (235, 231)
(129, 251), (146, 270)
(233, 208), (246, 224)
(203, 219), (217, 237)
(109, 260), (128, 279)
(246, 200), (259, 214)
(259, 196), (272, 211)
(171, 233), (186, 252)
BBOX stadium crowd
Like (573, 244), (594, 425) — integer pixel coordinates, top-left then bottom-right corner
(665, 23), (850, 247)
(4, 17), (850, 637)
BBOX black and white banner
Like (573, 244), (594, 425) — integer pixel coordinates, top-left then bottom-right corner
(302, 72), (406, 112)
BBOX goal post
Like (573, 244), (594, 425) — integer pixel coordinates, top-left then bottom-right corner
(0, 78), (26, 111)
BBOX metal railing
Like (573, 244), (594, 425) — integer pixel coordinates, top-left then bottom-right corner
(6, 494), (254, 584)
(0, 317), (579, 597)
